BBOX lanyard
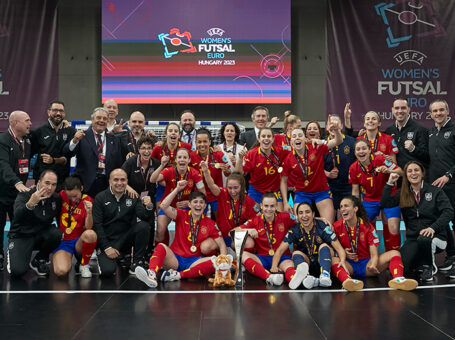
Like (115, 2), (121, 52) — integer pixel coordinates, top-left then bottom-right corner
(260, 148), (281, 170)
(66, 199), (81, 232)
(294, 147), (309, 178)
(359, 156), (376, 177)
(300, 222), (317, 259)
(138, 157), (153, 191)
(362, 132), (380, 153)
(128, 132), (138, 154)
(190, 214), (201, 247)
(175, 167), (189, 201)
(344, 218), (360, 254)
(199, 149), (216, 165)
(284, 134), (291, 146)
(229, 198), (242, 227)
(8, 128), (24, 156)
(262, 214), (275, 253)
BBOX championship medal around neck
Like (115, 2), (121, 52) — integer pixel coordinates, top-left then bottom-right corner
(190, 245), (197, 253)
(65, 227), (72, 234)
(269, 249), (275, 256)
(277, 166), (283, 174)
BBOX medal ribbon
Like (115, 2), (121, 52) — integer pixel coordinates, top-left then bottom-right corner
(300, 222), (317, 258)
(190, 214), (201, 248)
(260, 148), (281, 171)
(229, 198), (242, 227)
(67, 199), (81, 232)
(175, 167), (189, 201)
(294, 146), (309, 178)
(344, 218), (360, 255)
(262, 214), (275, 253)
(223, 142), (236, 156)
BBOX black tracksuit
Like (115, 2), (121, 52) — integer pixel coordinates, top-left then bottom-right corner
(7, 189), (62, 276)
(381, 182), (453, 271)
(0, 130), (32, 255)
(384, 118), (429, 170)
(428, 119), (455, 256)
(93, 188), (152, 275)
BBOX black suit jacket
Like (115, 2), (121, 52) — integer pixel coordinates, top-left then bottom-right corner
(63, 128), (124, 191)
(239, 129), (258, 150)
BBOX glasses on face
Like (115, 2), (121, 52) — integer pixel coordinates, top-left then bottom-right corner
(50, 108), (65, 113)
(139, 147), (153, 151)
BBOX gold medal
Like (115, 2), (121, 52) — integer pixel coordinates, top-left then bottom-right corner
(65, 228), (72, 234)
(304, 180), (309, 186)
(269, 249), (275, 256)
(190, 245), (197, 253)
(214, 163), (222, 169)
(278, 167), (283, 174)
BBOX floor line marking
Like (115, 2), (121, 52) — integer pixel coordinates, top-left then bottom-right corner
(409, 310), (455, 340)
(2, 283), (455, 295)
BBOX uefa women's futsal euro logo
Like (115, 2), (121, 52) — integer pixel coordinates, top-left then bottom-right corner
(158, 28), (197, 59)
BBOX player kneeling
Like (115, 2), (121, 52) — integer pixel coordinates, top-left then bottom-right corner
(332, 196), (418, 291)
(272, 202), (353, 290)
(135, 181), (227, 288)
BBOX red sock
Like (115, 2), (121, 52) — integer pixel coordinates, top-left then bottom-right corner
(244, 258), (270, 280)
(389, 232), (401, 250)
(285, 267), (296, 283)
(389, 256), (404, 278)
(148, 244), (166, 273)
(80, 241), (97, 265)
(382, 223), (390, 251)
(244, 247), (255, 253)
(331, 264), (350, 283)
(180, 260), (215, 279)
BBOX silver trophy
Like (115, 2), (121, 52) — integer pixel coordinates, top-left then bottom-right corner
(230, 230), (248, 289)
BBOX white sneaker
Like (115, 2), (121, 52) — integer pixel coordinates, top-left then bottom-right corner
(135, 267), (158, 288)
(319, 270), (332, 287)
(388, 277), (418, 291)
(266, 273), (284, 286)
(303, 275), (319, 289)
(342, 278), (364, 292)
(79, 264), (92, 278)
(161, 269), (181, 282)
(289, 263), (309, 290)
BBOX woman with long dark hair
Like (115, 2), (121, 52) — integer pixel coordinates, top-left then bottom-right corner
(381, 161), (453, 281)
(332, 196), (418, 291)
(218, 122), (243, 186)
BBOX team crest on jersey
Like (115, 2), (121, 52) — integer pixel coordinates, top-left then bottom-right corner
(201, 226), (207, 234)
(278, 223), (285, 232)
(425, 193), (432, 201)
(316, 236), (322, 244)
(360, 232), (365, 242)
(407, 132), (414, 139)
(187, 179), (194, 187)
(444, 131), (451, 139)
(380, 144), (386, 152)
(126, 199), (132, 207)
(344, 146), (350, 154)
(26, 139), (31, 144)
(63, 133), (68, 141)
(8, 242), (14, 250)
(309, 154), (316, 161)
(52, 202), (56, 210)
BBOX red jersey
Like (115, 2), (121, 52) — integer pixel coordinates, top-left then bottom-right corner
(357, 132), (398, 156)
(349, 154), (398, 201)
(274, 134), (294, 187)
(243, 146), (287, 193)
(333, 218), (380, 260)
(190, 149), (228, 202)
(58, 190), (93, 241)
(216, 188), (258, 237)
(160, 166), (203, 206)
(283, 143), (330, 192)
(240, 212), (295, 256)
(170, 209), (222, 257)
(151, 141), (192, 167)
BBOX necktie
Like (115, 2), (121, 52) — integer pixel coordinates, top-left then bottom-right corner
(186, 132), (192, 144)
(96, 133), (103, 153)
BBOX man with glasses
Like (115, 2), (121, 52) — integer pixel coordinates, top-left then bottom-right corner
(30, 101), (76, 190)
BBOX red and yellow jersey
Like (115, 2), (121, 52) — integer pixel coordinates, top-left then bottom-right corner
(190, 149), (227, 202)
(283, 143), (330, 193)
(240, 212), (295, 256)
(151, 141), (192, 167)
(243, 146), (287, 193)
(216, 188), (258, 237)
(357, 132), (398, 156)
(333, 218), (380, 260)
(170, 209), (222, 257)
(160, 166), (203, 207)
(58, 190), (93, 241)
(349, 154), (397, 201)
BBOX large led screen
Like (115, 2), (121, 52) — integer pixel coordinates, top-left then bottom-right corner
(101, 0), (291, 104)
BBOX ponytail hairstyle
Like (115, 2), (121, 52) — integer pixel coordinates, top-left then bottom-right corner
(341, 195), (375, 229)
(283, 111), (300, 135)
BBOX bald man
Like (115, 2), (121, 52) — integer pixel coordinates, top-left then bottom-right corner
(119, 111), (158, 159)
(104, 99), (119, 133)
(0, 111), (33, 270)
(92, 169), (154, 276)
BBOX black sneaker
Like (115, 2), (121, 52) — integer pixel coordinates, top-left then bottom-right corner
(0, 254), (4, 271)
(446, 265), (455, 279)
(129, 260), (146, 275)
(419, 265), (433, 282)
(438, 255), (455, 271)
(29, 257), (50, 276)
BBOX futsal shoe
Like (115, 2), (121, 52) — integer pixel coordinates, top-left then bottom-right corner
(79, 264), (92, 278)
(388, 277), (418, 291)
(419, 265), (433, 282)
(266, 273), (284, 286)
(161, 269), (181, 282)
(29, 257), (50, 276)
(342, 278), (363, 292)
(129, 260), (147, 275)
(135, 267), (158, 288)
(438, 255), (455, 271)
(288, 263), (309, 290)
(319, 270), (332, 287)
(303, 275), (319, 289)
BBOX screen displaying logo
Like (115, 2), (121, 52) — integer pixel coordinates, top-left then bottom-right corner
(158, 28), (197, 58)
